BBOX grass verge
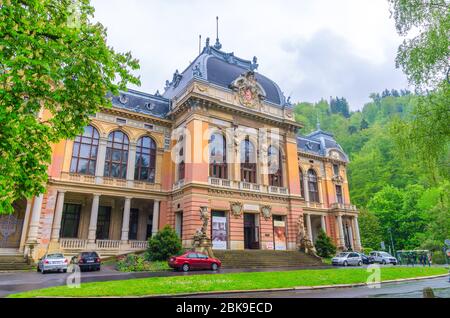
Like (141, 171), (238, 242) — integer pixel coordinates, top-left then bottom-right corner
(9, 267), (448, 298)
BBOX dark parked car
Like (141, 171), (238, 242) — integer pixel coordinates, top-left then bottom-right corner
(168, 252), (221, 272)
(358, 253), (374, 265)
(71, 252), (101, 271)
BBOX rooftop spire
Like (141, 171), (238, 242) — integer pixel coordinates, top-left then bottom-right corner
(214, 16), (222, 50)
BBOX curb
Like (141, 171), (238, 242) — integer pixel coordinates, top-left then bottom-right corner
(148, 273), (449, 298)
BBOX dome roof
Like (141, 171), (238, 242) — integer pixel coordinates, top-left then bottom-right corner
(163, 39), (291, 109)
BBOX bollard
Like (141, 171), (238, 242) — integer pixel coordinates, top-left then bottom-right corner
(422, 287), (435, 298)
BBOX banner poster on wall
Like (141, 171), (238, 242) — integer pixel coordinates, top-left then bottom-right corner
(212, 216), (227, 250)
(273, 220), (287, 250)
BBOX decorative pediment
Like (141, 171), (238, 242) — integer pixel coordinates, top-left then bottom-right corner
(230, 71), (266, 109)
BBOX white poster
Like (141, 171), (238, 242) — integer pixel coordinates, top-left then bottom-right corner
(212, 216), (227, 250)
(274, 220), (287, 250)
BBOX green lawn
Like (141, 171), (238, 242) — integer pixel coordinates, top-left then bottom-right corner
(9, 267), (447, 298)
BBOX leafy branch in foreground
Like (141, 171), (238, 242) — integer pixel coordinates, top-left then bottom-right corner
(0, 0), (140, 214)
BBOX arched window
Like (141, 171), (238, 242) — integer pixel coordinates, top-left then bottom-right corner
(178, 160), (185, 181)
(70, 125), (99, 175)
(268, 146), (283, 187)
(209, 133), (227, 179)
(134, 136), (156, 182)
(308, 169), (320, 202)
(104, 131), (129, 179)
(177, 134), (185, 181)
(240, 138), (257, 183)
(299, 169), (305, 197)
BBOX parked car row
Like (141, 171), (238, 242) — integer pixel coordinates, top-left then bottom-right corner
(332, 251), (398, 266)
(37, 251), (102, 274)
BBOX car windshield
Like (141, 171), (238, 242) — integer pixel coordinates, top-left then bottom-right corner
(337, 253), (349, 257)
(47, 254), (64, 259)
(380, 252), (392, 257)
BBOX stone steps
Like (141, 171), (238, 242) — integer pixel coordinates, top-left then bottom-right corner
(213, 250), (323, 268)
(0, 250), (33, 271)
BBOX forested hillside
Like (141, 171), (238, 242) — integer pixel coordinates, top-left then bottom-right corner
(294, 91), (449, 257)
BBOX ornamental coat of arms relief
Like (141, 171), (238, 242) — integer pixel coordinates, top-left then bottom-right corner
(230, 71), (266, 109)
(260, 205), (272, 220)
(230, 202), (243, 218)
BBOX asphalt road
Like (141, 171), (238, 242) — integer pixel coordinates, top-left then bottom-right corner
(0, 265), (448, 298)
(185, 276), (450, 298)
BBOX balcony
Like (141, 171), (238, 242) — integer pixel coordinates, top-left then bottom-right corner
(59, 238), (148, 254)
(59, 172), (161, 191)
(330, 202), (358, 211)
(207, 177), (289, 196)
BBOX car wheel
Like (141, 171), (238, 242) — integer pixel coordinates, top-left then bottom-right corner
(63, 269), (67, 273)
(37, 266), (40, 272)
(41, 269), (46, 274)
(343, 261), (348, 267)
(358, 261), (362, 266)
(97, 266), (101, 271)
(382, 260), (386, 265)
(211, 263), (218, 271)
(182, 264), (190, 272)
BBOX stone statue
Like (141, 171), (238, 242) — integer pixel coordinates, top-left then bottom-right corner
(297, 215), (318, 257)
(192, 206), (214, 258)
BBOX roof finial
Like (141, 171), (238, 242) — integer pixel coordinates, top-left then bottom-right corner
(214, 16), (222, 50)
(199, 34), (201, 55)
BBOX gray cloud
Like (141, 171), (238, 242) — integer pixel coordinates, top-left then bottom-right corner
(279, 29), (408, 109)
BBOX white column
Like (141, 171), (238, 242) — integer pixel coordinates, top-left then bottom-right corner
(337, 214), (345, 248)
(88, 194), (100, 243)
(95, 137), (108, 184)
(126, 142), (137, 187)
(353, 216), (361, 250)
(50, 191), (66, 242)
(152, 200), (160, 236)
(121, 197), (132, 241)
(303, 176), (310, 202)
(19, 199), (33, 252)
(305, 214), (313, 242)
(27, 194), (44, 243)
(347, 220), (354, 250)
(321, 215), (326, 232)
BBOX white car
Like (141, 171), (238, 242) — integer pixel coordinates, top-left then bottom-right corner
(37, 253), (68, 274)
(369, 251), (398, 265)
(332, 252), (363, 266)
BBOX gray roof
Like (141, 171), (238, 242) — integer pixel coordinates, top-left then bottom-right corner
(109, 89), (170, 119)
(163, 39), (291, 109)
(297, 126), (348, 162)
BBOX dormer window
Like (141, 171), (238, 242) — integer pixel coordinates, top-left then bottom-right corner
(333, 164), (339, 176)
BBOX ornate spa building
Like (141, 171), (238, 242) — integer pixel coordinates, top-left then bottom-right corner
(2, 38), (361, 260)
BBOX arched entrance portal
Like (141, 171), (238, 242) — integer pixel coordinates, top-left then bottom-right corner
(0, 199), (26, 249)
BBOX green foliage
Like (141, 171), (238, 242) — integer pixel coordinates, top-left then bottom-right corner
(0, 0), (140, 214)
(314, 229), (337, 258)
(147, 225), (182, 261)
(115, 254), (170, 272)
(389, 0), (449, 89)
(294, 89), (448, 251)
(358, 209), (382, 250)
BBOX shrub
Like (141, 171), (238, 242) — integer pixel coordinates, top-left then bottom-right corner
(361, 247), (373, 255)
(315, 229), (337, 258)
(147, 225), (182, 261)
(431, 251), (447, 265)
(115, 254), (170, 272)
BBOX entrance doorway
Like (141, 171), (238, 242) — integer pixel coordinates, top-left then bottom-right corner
(244, 213), (260, 249)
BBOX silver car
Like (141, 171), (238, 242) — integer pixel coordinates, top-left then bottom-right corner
(37, 253), (68, 274)
(332, 252), (363, 266)
(369, 251), (398, 265)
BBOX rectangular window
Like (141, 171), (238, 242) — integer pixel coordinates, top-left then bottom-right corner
(96, 206), (111, 240)
(116, 118), (127, 124)
(333, 164), (339, 176)
(273, 215), (287, 251)
(60, 204), (81, 238)
(336, 185), (343, 204)
(144, 124), (154, 130)
(175, 212), (183, 239)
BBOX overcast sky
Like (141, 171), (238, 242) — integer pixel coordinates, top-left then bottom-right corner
(91, 0), (409, 110)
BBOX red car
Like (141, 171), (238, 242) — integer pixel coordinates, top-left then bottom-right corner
(168, 252), (221, 272)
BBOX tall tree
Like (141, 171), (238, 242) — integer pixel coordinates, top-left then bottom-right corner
(0, 0), (140, 214)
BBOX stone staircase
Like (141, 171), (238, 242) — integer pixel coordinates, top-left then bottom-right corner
(213, 250), (323, 269)
(0, 249), (33, 271)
